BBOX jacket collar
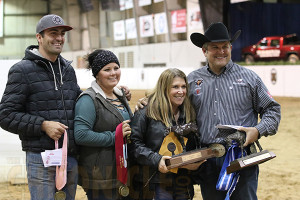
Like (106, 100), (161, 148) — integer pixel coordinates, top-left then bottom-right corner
(25, 45), (72, 67)
(91, 80), (123, 99)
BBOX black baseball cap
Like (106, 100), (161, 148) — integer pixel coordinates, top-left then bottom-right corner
(36, 14), (73, 34)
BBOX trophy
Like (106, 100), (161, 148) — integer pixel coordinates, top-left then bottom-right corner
(165, 143), (225, 169)
(163, 123), (225, 170)
(226, 148), (276, 174)
(216, 125), (276, 174)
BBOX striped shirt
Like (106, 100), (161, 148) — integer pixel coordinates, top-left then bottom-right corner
(187, 60), (281, 144)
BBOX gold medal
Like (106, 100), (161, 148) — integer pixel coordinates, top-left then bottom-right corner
(54, 190), (66, 200)
(119, 185), (129, 197)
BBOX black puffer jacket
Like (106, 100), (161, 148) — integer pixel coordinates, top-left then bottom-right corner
(0, 45), (81, 155)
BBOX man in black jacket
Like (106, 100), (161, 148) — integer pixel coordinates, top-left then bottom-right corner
(0, 14), (81, 200)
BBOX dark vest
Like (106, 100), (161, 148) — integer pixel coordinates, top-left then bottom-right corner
(78, 87), (133, 190)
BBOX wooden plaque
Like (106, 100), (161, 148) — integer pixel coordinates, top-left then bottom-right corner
(165, 148), (216, 169)
(226, 150), (276, 174)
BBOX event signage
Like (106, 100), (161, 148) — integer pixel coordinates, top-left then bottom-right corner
(125, 18), (137, 39)
(188, 7), (203, 31)
(113, 20), (126, 41)
(171, 9), (187, 33)
(120, 0), (133, 11)
(139, 15), (154, 37)
(138, 0), (151, 7)
(154, 13), (168, 35)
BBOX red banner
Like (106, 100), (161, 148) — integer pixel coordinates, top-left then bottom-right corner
(171, 9), (186, 33)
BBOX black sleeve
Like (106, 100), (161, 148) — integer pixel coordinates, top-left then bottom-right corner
(0, 63), (44, 138)
(130, 108), (162, 168)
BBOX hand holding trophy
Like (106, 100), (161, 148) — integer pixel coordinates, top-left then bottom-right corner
(162, 122), (225, 170)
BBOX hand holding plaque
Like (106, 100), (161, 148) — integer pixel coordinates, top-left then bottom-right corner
(162, 123), (226, 170)
(216, 125), (276, 174)
(226, 139), (276, 174)
(165, 143), (226, 170)
(226, 149), (276, 174)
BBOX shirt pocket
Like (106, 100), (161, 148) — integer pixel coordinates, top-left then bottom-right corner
(223, 84), (252, 111)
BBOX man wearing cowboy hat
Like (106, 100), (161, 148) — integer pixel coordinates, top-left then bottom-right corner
(187, 22), (281, 199)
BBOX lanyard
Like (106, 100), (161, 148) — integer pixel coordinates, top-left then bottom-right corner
(55, 130), (67, 190)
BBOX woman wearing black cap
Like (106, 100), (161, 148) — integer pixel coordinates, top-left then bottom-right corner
(74, 49), (133, 200)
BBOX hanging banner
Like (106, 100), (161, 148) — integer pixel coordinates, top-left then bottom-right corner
(120, 0), (125, 10)
(120, 0), (133, 11)
(188, 6), (203, 31)
(113, 20), (126, 41)
(100, 0), (120, 11)
(139, 0), (151, 7)
(154, 12), (168, 35)
(171, 9), (187, 33)
(139, 15), (154, 38)
(0, 0), (3, 37)
(126, 18), (137, 39)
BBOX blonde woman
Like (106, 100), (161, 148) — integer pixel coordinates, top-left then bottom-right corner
(130, 68), (203, 200)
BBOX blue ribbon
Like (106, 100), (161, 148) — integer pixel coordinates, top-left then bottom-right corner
(216, 141), (246, 199)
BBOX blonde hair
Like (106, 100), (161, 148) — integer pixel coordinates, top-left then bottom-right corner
(146, 68), (196, 127)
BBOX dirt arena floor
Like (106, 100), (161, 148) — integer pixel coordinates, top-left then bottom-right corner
(0, 90), (299, 200)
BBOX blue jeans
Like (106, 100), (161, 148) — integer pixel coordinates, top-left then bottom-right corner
(26, 151), (78, 200)
(194, 156), (259, 200)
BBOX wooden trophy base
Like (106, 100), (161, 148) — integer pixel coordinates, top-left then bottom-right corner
(165, 148), (216, 169)
(226, 150), (276, 174)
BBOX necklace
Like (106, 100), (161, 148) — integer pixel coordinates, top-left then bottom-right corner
(173, 111), (180, 123)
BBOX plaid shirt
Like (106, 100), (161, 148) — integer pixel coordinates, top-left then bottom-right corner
(187, 60), (281, 144)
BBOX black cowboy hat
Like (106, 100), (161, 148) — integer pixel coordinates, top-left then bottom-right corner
(190, 22), (241, 48)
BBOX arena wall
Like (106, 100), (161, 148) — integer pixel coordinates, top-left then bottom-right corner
(0, 60), (299, 182)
